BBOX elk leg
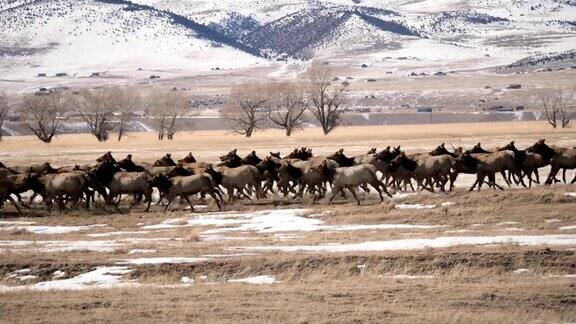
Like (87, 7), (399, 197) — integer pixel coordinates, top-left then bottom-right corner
(328, 186), (341, 205)
(533, 169), (540, 184)
(477, 174), (485, 191)
(489, 174), (503, 190)
(516, 170), (527, 188)
(371, 181), (384, 202)
(500, 171), (511, 187)
(348, 187), (361, 205)
(226, 187), (235, 203)
(6, 195), (22, 214)
(144, 188), (153, 212)
(208, 190), (222, 210)
(240, 187), (253, 201)
(12, 193), (30, 209)
(184, 196), (195, 212)
(374, 179), (392, 198)
(545, 166), (559, 185)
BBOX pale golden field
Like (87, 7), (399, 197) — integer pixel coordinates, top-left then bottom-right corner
(1, 120), (575, 165)
(1, 121), (575, 323)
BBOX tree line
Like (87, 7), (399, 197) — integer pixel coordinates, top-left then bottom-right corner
(0, 63), (573, 143)
(223, 62), (349, 137)
(0, 88), (192, 143)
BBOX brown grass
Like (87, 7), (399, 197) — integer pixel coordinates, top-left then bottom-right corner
(1, 121), (575, 165)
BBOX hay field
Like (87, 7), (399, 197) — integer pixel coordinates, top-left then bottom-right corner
(0, 121), (575, 323)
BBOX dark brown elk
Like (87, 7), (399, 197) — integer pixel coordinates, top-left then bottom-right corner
(285, 147), (313, 160)
(455, 151), (519, 191)
(219, 149), (242, 167)
(496, 141), (546, 187)
(153, 154), (176, 167)
(150, 164), (193, 177)
(1, 174), (22, 214)
(255, 157), (282, 194)
(390, 153), (454, 192)
(0, 171), (42, 213)
(277, 162), (303, 197)
(11, 162), (59, 175)
(118, 154), (146, 172)
(219, 149), (263, 167)
(526, 139), (576, 184)
(269, 152), (282, 159)
(429, 143), (464, 190)
(178, 153), (197, 164)
(468, 142), (491, 154)
(96, 151), (117, 163)
(242, 151), (263, 166)
(0, 162), (19, 175)
(327, 149), (356, 167)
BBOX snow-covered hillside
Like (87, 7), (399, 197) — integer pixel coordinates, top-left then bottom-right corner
(0, 0), (574, 78)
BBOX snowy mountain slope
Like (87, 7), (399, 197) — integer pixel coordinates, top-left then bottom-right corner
(0, 0), (574, 78)
(0, 0), (264, 77)
(243, 6), (419, 59)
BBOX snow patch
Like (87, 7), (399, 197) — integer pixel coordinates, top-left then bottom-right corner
(0, 266), (134, 292)
(127, 249), (158, 255)
(181, 276), (195, 284)
(395, 203), (436, 210)
(144, 209), (441, 238)
(0, 224), (107, 235)
(380, 274), (435, 280)
(228, 275), (279, 285)
(239, 234), (576, 253)
(0, 240), (121, 252)
(559, 225), (576, 230)
(117, 257), (209, 265)
(513, 268), (530, 274)
(87, 231), (151, 237)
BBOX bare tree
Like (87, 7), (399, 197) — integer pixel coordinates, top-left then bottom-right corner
(222, 84), (268, 137)
(266, 83), (308, 136)
(541, 89), (574, 129)
(148, 91), (190, 140)
(21, 92), (68, 143)
(72, 88), (116, 142)
(306, 62), (348, 135)
(115, 89), (139, 141)
(0, 93), (9, 141)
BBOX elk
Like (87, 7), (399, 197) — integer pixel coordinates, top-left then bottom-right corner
(526, 139), (576, 184)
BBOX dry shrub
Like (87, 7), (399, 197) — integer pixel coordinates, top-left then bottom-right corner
(183, 228), (201, 242)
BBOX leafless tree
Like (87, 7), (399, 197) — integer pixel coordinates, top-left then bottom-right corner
(541, 89), (574, 129)
(306, 62), (348, 135)
(71, 87), (138, 142)
(266, 83), (308, 136)
(222, 84), (268, 137)
(0, 93), (9, 141)
(148, 91), (191, 140)
(21, 92), (68, 143)
(115, 89), (139, 141)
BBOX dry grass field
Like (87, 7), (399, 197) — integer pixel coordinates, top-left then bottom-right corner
(1, 121), (575, 323)
(1, 120), (575, 165)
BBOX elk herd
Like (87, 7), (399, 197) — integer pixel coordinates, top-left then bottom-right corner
(0, 139), (575, 214)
